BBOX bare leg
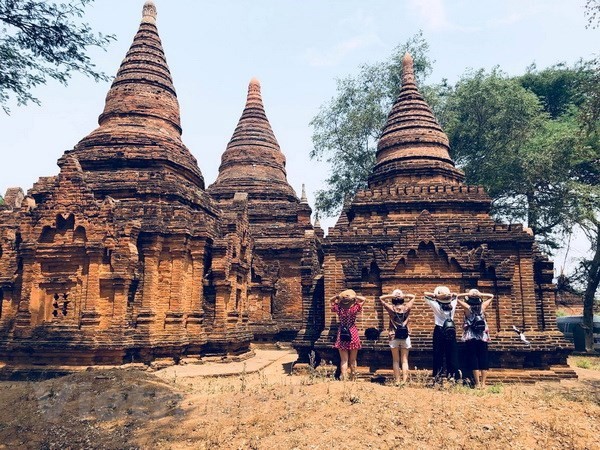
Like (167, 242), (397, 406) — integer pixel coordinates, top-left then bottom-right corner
(481, 370), (488, 388)
(400, 347), (409, 384)
(472, 369), (481, 388)
(390, 347), (401, 383)
(349, 349), (359, 380)
(339, 349), (349, 380)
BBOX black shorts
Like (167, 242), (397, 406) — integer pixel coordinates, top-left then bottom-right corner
(464, 339), (489, 371)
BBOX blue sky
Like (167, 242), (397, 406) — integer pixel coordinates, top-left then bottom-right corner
(0, 0), (598, 268)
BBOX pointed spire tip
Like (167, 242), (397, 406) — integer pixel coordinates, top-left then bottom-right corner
(300, 183), (308, 203)
(402, 52), (415, 85)
(142, 1), (157, 24)
(248, 77), (262, 98)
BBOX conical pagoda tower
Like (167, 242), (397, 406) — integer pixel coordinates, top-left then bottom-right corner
(64, 1), (205, 204)
(209, 78), (297, 201)
(0, 2), (253, 368)
(208, 79), (322, 340)
(295, 53), (570, 376)
(370, 53), (464, 186)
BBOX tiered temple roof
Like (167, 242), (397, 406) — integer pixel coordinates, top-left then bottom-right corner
(61, 1), (206, 205)
(370, 53), (464, 187)
(209, 78), (297, 202)
(208, 79), (320, 339)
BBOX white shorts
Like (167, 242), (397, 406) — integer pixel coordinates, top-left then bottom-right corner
(389, 336), (411, 349)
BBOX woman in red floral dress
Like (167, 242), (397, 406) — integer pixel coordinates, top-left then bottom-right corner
(330, 289), (367, 380)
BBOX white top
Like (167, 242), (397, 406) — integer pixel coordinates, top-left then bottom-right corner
(425, 297), (457, 327)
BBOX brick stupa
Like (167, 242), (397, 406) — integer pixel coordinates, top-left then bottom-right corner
(208, 79), (323, 340)
(0, 2), (253, 366)
(294, 53), (570, 371)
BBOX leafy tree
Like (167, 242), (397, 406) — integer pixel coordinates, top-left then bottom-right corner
(584, 0), (600, 28)
(519, 62), (589, 119)
(309, 31), (434, 216)
(570, 58), (600, 351)
(450, 61), (600, 350)
(444, 68), (585, 250)
(0, 195), (3, 206)
(0, 0), (114, 113)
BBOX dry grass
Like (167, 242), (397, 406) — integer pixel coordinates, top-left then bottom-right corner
(0, 363), (599, 450)
(571, 355), (600, 371)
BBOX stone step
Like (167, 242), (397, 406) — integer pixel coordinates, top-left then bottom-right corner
(293, 363), (578, 384)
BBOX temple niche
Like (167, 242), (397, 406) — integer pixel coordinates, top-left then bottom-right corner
(208, 79), (323, 341)
(0, 2), (252, 366)
(294, 53), (570, 372)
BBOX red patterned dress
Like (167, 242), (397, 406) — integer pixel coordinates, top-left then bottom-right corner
(332, 302), (363, 350)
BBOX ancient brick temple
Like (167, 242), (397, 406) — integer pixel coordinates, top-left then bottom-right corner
(208, 79), (322, 340)
(0, 2), (570, 374)
(294, 54), (570, 370)
(0, 2), (254, 365)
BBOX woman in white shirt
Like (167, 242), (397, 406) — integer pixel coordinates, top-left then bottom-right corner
(424, 286), (460, 383)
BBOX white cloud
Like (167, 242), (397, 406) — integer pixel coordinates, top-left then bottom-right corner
(304, 33), (382, 67)
(408, 0), (451, 31)
(486, 12), (525, 27)
(407, 0), (481, 32)
(303, 10), (383, 67)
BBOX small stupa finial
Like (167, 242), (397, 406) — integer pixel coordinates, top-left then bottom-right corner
(247, 77), (262, 101)
(314, 213), (321, 228)
(300, 183), (308, 203)
(402, 52), (415, 85)
(142, 1), (157, 24)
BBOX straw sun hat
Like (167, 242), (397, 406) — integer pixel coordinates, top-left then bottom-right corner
(466, 288), (483, 305)
(338, 289), (357, 306)
(392, 289), (404, 298)
(433, 286), (452, 303)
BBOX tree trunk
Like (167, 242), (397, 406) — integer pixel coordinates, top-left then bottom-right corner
(583, 223), (600, 353)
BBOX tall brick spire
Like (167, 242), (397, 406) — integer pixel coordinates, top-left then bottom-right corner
(208, 78), (297, 201)
(96, 0), (181, 133)
(66, 1), (205, 200)
(370, 52), (464, 186)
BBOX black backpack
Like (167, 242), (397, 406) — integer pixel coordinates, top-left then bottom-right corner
(442, 318), (456, 341)
(393, 312), (409, 340)
(469, 312), (486, 334)
(439, 302), (456, 342)
(339, 324), (352, 342)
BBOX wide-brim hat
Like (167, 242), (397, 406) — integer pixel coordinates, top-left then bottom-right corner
(392, 289), (404, 299)
(466, 289), (483, 305)
(434, 286), (452, 303)
(339, 289), (357, 306)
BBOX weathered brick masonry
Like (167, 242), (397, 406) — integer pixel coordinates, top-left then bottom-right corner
(293, 54), (571, 370)
(0, 3), (569, 372)
(208, 79), (323, 341)
(0, 2), (253, 365)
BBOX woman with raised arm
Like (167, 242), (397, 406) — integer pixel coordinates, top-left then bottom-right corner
(424, 286), (460, 383)
(379, 289), (416, 385)
(456, 288), (494, 388)
(330, 289), (367, 380)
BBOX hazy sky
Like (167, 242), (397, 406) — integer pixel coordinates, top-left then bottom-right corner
(1, 0), (598, 269)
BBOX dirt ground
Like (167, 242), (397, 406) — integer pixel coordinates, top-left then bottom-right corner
(1, 355), (599, 450)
